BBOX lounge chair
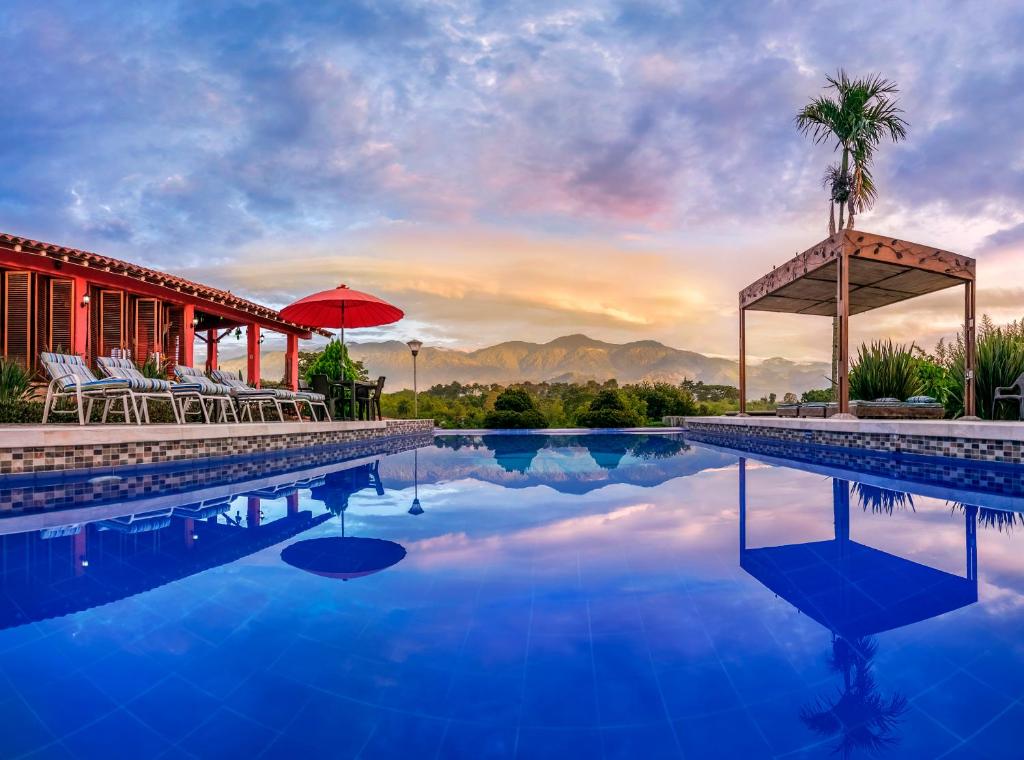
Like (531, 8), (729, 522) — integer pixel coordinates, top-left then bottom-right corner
(172, 365), (239, 423)
(41, 352), (135, 425)
(97, 356), (205, 424)
(993, 373), (1024, 419)
(210, 369), (329, 422)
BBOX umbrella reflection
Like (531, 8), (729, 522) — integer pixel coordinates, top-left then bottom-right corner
(281, 536), (406, 581)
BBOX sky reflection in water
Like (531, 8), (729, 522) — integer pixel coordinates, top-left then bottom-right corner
(0, 433), (1021, 759)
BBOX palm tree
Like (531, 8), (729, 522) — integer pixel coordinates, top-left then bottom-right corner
(796, 71), (908, 233)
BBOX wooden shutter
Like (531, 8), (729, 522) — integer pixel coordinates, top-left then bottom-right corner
(164, 306), (184, 364)
(4, 272), (33, 368)
(98, 290), (125, 358)
(48, 279), (73, 354)
(134, 298), (161, 361)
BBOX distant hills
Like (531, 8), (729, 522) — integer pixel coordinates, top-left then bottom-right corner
(219, 333), (829, 398)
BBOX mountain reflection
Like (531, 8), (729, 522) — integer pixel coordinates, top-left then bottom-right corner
(738, 461), (980, 757)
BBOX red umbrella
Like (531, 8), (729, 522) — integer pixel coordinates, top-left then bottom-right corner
(280, 283), (404, 351)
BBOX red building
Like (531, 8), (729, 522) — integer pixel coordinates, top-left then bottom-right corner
(0, 232), (316, 389)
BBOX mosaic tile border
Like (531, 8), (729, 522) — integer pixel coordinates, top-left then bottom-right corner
(683, 419), (1024, 465)
(0, 419), (434, 477)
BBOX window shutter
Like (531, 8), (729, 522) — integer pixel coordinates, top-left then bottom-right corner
(48, 279), (73, 354)
(164, 306), (184, 365)
(134, 298), (161, 361)
(99, 290), (125, 358)
(4, 271), (33, 369)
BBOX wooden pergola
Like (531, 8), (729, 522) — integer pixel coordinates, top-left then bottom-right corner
(738, 230), (977, 417)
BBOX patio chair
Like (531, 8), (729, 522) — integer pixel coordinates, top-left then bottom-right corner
(211, 369), (329, 422)
(993, 373), (1024, 419)
(172, 365), (238, 423)
(97, 356), (205, 424)
(40, 352), (135, 425)
(357, 376), (386, 421)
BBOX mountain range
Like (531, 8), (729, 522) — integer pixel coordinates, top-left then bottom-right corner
(219, 334), (829, 398)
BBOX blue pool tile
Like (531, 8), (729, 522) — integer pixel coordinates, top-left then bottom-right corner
(658, 661), (741, 719)
(126, 675), (220, 742)
(601, 723), (682, 759)
(445, 671), (522, 724)
(79, 649), (169, 704)
(911, 669), (1013, 740)
(178, 707), (278, 759)
(356, 711), (448, 759)
(674, 708), (773, 759)
(944, 702), (1024, 758)
(222, 671), (313, 732)
(62, 708), (171, 760)
(0, 697), (58, 758)
(520, 635), (598, 728)
(17, 671), (118, 737)
(263, 693), (379, 758)
(438, 722), (517, 759)
(515, 726), (603, 759)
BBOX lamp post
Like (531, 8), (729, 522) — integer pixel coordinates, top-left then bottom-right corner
(406, 339), (422, 417)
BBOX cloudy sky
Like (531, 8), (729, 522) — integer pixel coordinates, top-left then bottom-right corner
(2, 0), (1023, 360)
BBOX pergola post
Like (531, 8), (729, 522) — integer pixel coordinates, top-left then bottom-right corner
(285, 334), (299, 391)
(738, 304), (747, 415)
(836, 249), (850, 415)
(246, 324), (261, 388)
(964, 280), (977, 418)
(205, 329), (219, 373)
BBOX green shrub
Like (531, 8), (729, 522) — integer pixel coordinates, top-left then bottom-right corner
(483, 388), (548, 429)
(577, 389), (643, 428)
(493, 387), (534, 413)
(0, 400), (43, 423)
(801, 388), (833, 402)
(945, 325), (1024, 419)
(628, 381), (697, 421)
(849, 340), (923, 401)
(482, 408), (548, 429)
(139, 355), (170, 379)
(0, 359), (32, 405)
(303, 340), (368, 384)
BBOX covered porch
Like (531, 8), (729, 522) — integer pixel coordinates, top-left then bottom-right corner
(0, 232), (327, 388)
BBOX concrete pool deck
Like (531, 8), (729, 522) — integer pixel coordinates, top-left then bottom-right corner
(673, 415), (1024, 464)
(0, 418), (435, 477)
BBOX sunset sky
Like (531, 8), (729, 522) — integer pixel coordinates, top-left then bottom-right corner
(2, 1), (1023, 362)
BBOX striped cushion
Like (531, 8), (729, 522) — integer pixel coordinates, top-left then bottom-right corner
(210, 370), (299, 400)
(97, 357), (173, 392)
(42, 352), (129, 391)
(174, 366), (232, 397)
(296, 391), (326, 403)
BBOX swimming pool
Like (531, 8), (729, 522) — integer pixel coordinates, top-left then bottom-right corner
(0, 432), (1021, 758)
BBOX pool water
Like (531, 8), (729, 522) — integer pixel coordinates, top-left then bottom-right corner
(1, 433), (1022, 759)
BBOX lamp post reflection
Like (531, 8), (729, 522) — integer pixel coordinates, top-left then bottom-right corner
(409, 448), (424, 515)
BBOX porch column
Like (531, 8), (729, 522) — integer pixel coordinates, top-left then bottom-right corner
(247, 497), (261, 529)
(738, 304), (747, 415)
(73, 529), (87, 577)
(182, 304), (195, 368)
(836, 250), (850, 414)
(205, 330), (219, 373)
(964, 280), (977, 417)
(71, 277), (90, 356)
(246, 324), (261, 388)
(287, 492), (300, 516)
(285, 334), (299, 391)
(183, 518), (195, 548)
